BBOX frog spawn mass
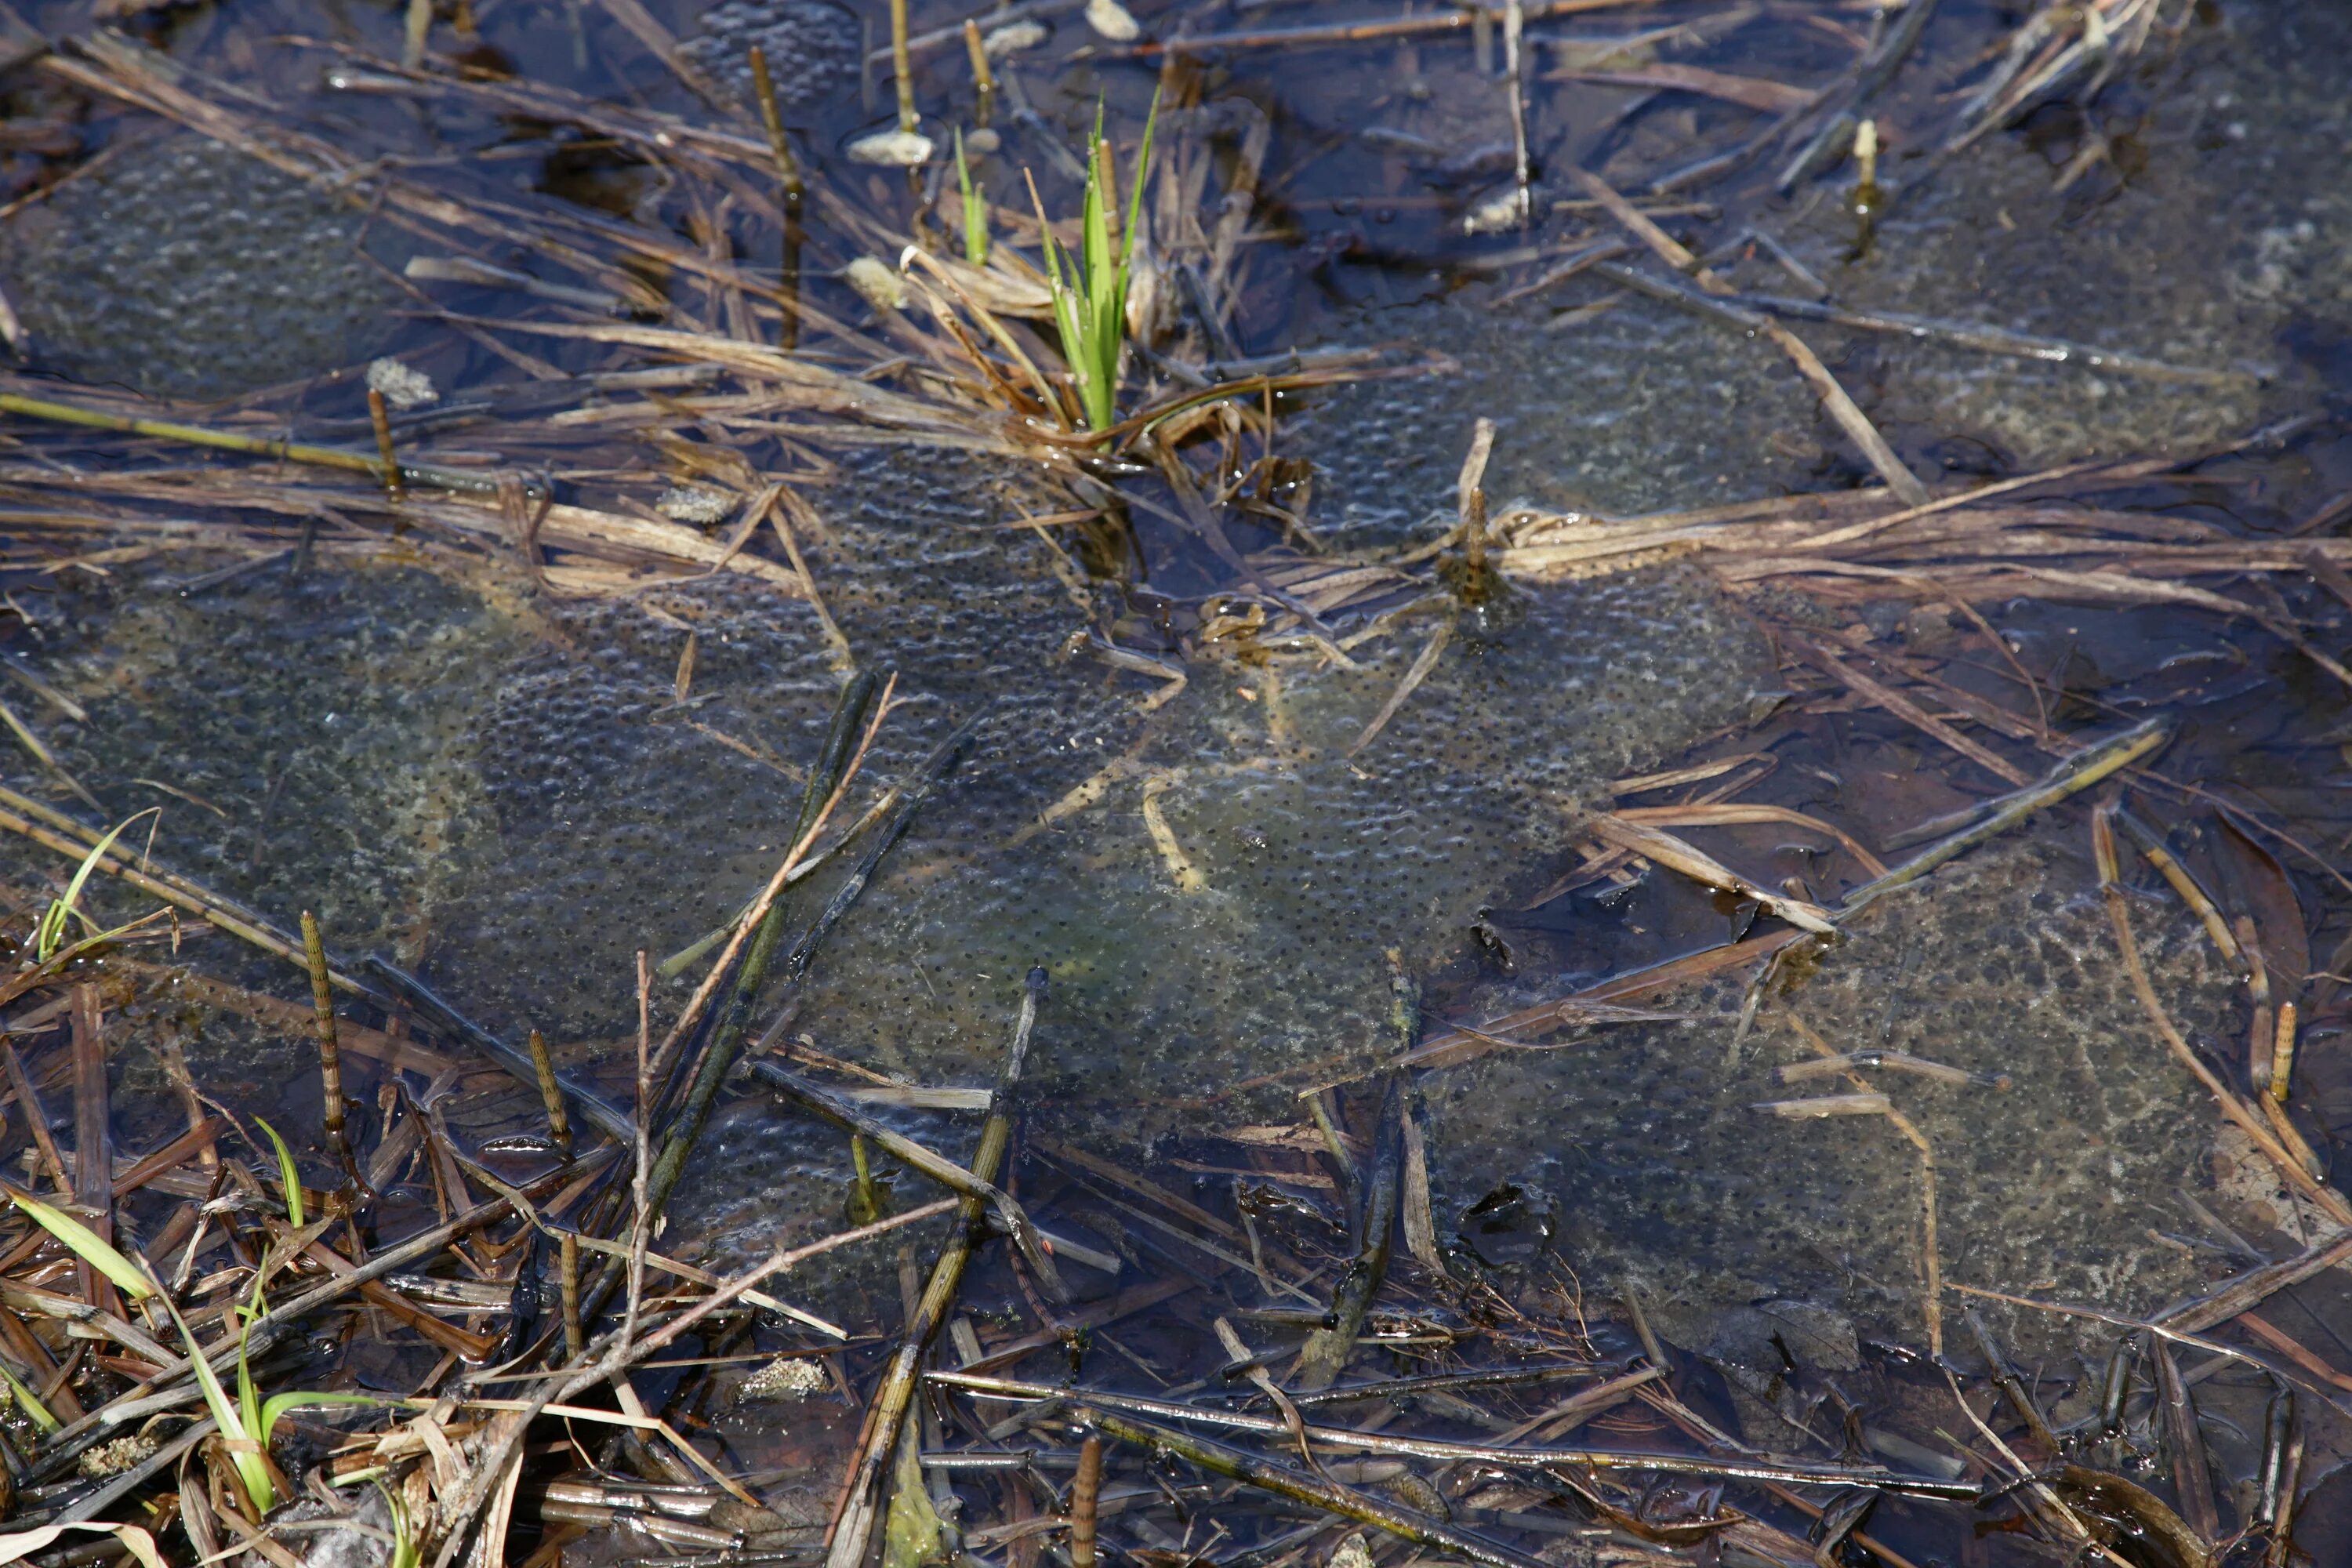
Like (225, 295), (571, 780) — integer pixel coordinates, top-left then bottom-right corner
(27, 447), (1767, 1271)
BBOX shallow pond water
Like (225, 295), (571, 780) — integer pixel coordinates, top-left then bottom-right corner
(3, 0), (2352, 1562)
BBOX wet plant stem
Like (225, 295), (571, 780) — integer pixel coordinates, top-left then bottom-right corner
(1078, 1408), (1547, 1568)
(889, 0), (916, 133)
(826, 968), (1044, 1568)
(962, 18), (993, 125)
(1296, 985), (1412, 1390)
(297, 913), (352, 1168)
(0, 391), (509, 495)
(748, 1058), (1069, 1298)
(590, 674), (878, 1312)
(367, 388), (403, 499)
(528, 1028), (572, 1154)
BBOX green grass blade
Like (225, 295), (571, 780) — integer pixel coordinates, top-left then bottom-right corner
(0, 1359), (58, 1432)
(376, 1481), (422, 1568)
(37, 812), (146, 962)
(5, 1186), (154, 1301)
(158, 1287), (270, 1514)
(1123, 85), (1162, 272)
(253, 1117), (304, 1228)
(956, 130), (988, 267)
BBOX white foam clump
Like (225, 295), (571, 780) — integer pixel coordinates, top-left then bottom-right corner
(847, 128), (935, 167)
(1083, 0), (1138, 40)
(845, 256), (910, 312)
(982, 19), (1047, 56)
(656, 485), (736, 524)
(365, 357), (437, 409)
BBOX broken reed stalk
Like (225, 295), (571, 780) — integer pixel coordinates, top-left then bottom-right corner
(591, 688), (988, 1323)
(1069, 1434), (1103, 1568)
(746, 46), (803, 202)
(365, 959), (637, 1145)
(1294, 987), (1411, 1390)
(367, 388), (403, 499)
(527, 1028), (572, 1154)
(1078, 1408), (1542, 1568)
(745, 45), (804, 352)
(961, 18), (994, 125)
(1842, 717), (2172, 912)
(645, 671), (884, 1091)
(889, 0), (916, 134)
(633, 672), (876, 1167)
(826, 967), (1045, 1568)
(299, 911), (356, 1183)
(0, 390), (504, 495)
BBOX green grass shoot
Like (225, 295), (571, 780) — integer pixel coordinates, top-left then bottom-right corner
(34, 812), (144, 962)
(1029, 90), (1159, 431)
(5, 1186), (154, 1300)
(376, 1480), (422, 1568)
(158, 1284), (270, 1514)
(0, 1359), (58, 1431)
(956, 129), (987, 267)
(254, 1117), (304, 1228)
(162, 1273), (376, 1516)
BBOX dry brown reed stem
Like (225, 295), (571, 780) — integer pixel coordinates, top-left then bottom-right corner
(2, 1036), (69, 1195)
(2093, 806), (2352, 1229)
(745, 45), (802, 201)
(1456, 416), (1495, 572)
(962, 19), (994, 122)
(1068, 1435), (1103, 1568)
(367, 389), (403, 499)
(766, 489), (853, 669)
(889, 0), (916, 133)
(648, 673), (896, 1085)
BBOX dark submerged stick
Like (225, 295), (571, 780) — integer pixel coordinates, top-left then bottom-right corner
(1296, 979), (1413, 1390)
(929, 1371), (1981, 1497)
(827, 967), (1045, 1568)
(747, 1060), (1069, 1299)
(1080, 1408), (1548, 1568)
